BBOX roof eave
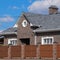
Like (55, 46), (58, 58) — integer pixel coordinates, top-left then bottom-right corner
(0, 32), (17, 35)
(33, 29), (60, 33)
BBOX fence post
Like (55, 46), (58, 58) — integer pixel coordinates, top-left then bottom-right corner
(36, 44), (40, 59)
(8, 46), (11, 59)
(53, 42), (57, 60)
(21, 44), (25, 59)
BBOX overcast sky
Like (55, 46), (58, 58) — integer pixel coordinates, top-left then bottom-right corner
(0, 0), (60, 31)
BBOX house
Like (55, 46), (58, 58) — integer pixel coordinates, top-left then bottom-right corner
(0, 26), (17, 45)
(0, 5), (60, 45)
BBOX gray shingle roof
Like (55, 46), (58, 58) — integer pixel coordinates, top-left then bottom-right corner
(1, 12), (60, 34)
(0, 27), (17, 35)
(23, 12), (60, 32)
(3, 27), (17, 32)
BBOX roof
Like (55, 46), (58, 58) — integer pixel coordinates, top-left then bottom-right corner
(0, 27), (17, 35)
(33, 28), (60, 33)
(23, 12), (60, 32)
(1, 12), (60, 34)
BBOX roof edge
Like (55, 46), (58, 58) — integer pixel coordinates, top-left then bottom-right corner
(0, 32), (17, 35)
(33, 29), (60, 33)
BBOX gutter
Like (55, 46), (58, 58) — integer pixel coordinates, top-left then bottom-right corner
(0, 32), (17, 35)
(33, 29), (60, 33)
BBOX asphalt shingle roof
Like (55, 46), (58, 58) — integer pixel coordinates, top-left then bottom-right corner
(3, 27), (17, 32)
(1, 12), (60, 33)
(0, 27), (17, 35)
(23, 12), (60, 32)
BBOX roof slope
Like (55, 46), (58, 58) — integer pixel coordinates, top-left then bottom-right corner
(23, 12), (60, 32)
(0, 27), (17, 35)
(1, 12), (60, 34)
(3, 27), (17, 32)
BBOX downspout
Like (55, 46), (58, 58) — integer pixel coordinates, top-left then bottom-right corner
(34, 32), (37, 45)
(35, 35), (37, 45)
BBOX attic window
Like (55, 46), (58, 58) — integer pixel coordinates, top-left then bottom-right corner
(22, 20), (27, 27)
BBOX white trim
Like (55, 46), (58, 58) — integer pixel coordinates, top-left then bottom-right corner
(8, 38), (17, 45)
(22, 20), (27, 27)
(13, 24), (18, 27)
(30, 23), (33, 26)
(0, 32), (17, 35)
(41, 36), (54, 45)
(35, 35), (37, 45)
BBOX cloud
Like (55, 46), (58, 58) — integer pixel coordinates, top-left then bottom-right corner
(0, 15), (14, 22)
(12, 6), (20, 9)
(28, 0), (60, 14)
(9, 6), (20, 10)
(0, 30), (3, 33)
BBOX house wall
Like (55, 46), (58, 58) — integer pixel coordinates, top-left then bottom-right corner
(4, 34), (17, 45)
(17, 14), (60, 45)
(36, 31), (60, 44)
(17, 15), (35, 45)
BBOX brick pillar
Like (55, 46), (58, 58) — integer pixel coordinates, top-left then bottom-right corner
(8, 46), (11, 59)
(36, 44), (40, 59)
(21, 45), (25, 59)
(53, 42), (57, 60)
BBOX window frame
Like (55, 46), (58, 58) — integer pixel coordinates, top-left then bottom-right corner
(22, 20), (27, 27)
(8, 38), (17, 45)
(41, 37), (54, 45)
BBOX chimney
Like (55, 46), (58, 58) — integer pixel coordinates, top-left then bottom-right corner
(49, 5), (58, 14)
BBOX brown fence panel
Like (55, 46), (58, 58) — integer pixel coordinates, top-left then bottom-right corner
(57, 44), (60, 58)
(0, 46), (8, 58)
(1, 44), (60, 59)
(40, 45), (53, 58)
(11, 46), (21, 57)
(25, 45), (37, 57)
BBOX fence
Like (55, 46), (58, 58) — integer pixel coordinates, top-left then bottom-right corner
(0, 44), (60, 59)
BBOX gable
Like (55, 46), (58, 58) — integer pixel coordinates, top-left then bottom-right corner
(18, 13), (31, 28)
(17, 14), (34, 39)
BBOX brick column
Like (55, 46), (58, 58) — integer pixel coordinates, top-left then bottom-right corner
(53, 42), (57, 60)
(8, 46), (11, 59)
(36, 44), (40, 59)
(21, 45), (25, 59)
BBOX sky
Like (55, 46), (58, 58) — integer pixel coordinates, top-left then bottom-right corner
(0, 0), (60, 32)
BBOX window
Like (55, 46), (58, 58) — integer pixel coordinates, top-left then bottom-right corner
(8, 38), (17, 45)
(41, 37), (54, 45)
(22, 20), (27, 27)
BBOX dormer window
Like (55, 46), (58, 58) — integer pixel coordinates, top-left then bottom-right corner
(30, 24), (42, 30)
